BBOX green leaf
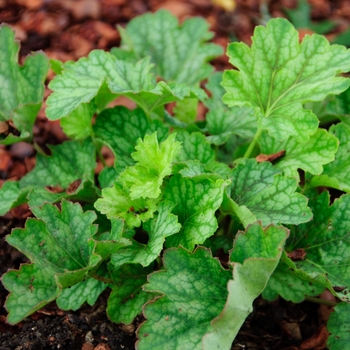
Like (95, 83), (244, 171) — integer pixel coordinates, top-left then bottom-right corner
(175, 130), (215, 164)
(225, 159), (312, 226)
(0, 24), (49, 144)
(20, 138), (96, 189)
(94, 106), (169, 174)
(203, 223), (288, 349)
(307, 88), (350, 126)
(3, 201), (102, 323)
(137, 247), (231, 350)
(310, 123), (350, 191)
(0, 181), (22, 215)
(115, 10), (222, 85)
(119, 132), (182, 199)
(205, 72), (256, 145)
(163, 174), (227, 250)
(110, 202), (181, 268)
(222, 18), (350, 141)
(0, 139), (97, 214)
(173, 98), (198, 124)
(94, 182), (159, 228)
(56, 278), (107, 311)
(60, 103), (95, 139)
(27, 180), (98, 209)
(2, 264), (59, 324)
(287, 191), (350, 301)
(259, 129), (339, 179)
(327, 303), (350, 350)
(46, 52), (205, 120)
(94, 218), (131, 260)
(262, 258), (324, 303)
(107, 264), (156, 324)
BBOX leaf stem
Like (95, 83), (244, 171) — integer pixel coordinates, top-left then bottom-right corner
(96, 145), (107, 167)
(33, 141), (47, 156)
(305, 296), (338, 307)
(243, 128), (262, 159)
(91, 273), (113, 285)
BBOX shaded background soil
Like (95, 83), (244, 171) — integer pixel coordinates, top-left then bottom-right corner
(1, 0), (350, 349)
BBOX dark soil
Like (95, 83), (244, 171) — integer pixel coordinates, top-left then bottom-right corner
(1, 0), (349, 349)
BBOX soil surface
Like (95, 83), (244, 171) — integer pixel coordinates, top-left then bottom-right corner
(1, 0), (349, 349)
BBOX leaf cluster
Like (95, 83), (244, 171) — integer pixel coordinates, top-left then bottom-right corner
(1, 12), (350, 349)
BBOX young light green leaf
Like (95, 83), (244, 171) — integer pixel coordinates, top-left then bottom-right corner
(137, 247), (231, 350)
(175, 130), (215, 164)
(262, 258), (324, 303)
(110, 202), (181, 268)
(115, 10), (222, 85)
(163, 174), (227, 250)
(0, 24), (49, 144)
(119, 132), (182, 199)
(60, 103), (95, 139)
(3, 201), (101, 323)
(203, 223), (288, 350)
(46, 52), (205, 120)
(94, 183), (159, 228)
(287, 191), (350, 301)
(205, 72), (257, 145)
(222, 18), (350, 141)
(327, 303), (350, 350)
(94, 106), (169, 174)
(310, 123), (350, 191)
(173, 98), (198, 124)
(259, 129), (339, 179)
(107, 264), (156, 325)
(225, 159), (312, 226)
(56, 278), (107, 311)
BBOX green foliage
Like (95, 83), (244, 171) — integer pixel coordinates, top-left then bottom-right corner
(2, 11), (350, 349)
(0, 25), (49, 144)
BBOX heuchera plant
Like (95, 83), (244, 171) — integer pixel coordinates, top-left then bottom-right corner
(1, 10), (350, 349)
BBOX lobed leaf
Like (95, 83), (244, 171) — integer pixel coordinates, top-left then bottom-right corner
(327, 303), (350, 350)
(0, 24), (49, 144)
(46, 52), (204, 120)
(222, 18), (350, 141)
(107, 264), (156, 324)
(56, 278), (107, 311)
(119, 132), (182, 199)
(225, 159), (312, 227)
(310, 123), (350, 191)
(2, 264), (59, 324)
(164, 174), (227, 250)
(3, 201), (101, 323)
(0, 139), (97, 215)
(94, 106), (169, 175)
(115, 10), (223, 85)
(262, 258), (324, 303)
(175, 130), (215, 164)
(136, 247), (231, 350)
(259, 128), (339, 179)
(287, 191), (350, 301)
(94, 183), (159, 228)
(205, 72), (257, 145)
(203, 223), (289, 349)
(111, 202), (181, 268)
